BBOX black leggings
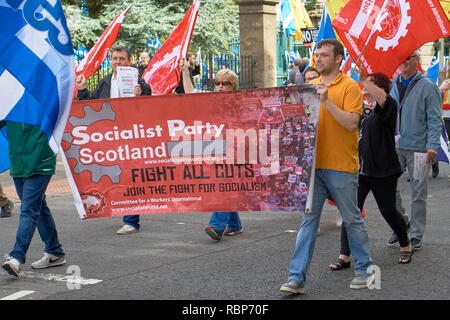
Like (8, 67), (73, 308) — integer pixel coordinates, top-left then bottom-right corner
(340, 174), (409, 256)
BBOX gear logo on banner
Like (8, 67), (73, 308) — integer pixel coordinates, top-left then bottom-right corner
(63, 103), (123, 184)
(375, 0), (411, 51)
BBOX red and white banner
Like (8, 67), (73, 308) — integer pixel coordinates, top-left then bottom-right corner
(332, 0), (450, 78)
(142, 0), (201, 95)
(73, 5), (132, 99)
(62, 86), (320, 219)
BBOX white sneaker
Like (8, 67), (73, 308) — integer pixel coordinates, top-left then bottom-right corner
(2, 257), (21, 277)
(31, 253), (66, 269)
(336, 209), (343, 227)
(116, 224), (139, 235)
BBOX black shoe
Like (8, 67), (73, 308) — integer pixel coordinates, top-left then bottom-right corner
(411, 238), (422, 251)
(388, 222), (410, 246)
(432, 162), (439, 178)
(0, 200), (14, 218)
(387, 232), (399, 246)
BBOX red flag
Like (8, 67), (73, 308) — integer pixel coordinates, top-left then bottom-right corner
(332, 0), (450, 78)
(73, 5), (132, 99)
(142, 0), (201, 95)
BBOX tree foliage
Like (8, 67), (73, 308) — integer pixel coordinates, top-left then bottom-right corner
(303, 0), (317, 12)
(63, 0), (239, 55)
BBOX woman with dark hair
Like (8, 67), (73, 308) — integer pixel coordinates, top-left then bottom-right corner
(328, 67), (412, 269)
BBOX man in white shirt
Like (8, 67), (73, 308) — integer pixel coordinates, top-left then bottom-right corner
(75, 46), (151, 235)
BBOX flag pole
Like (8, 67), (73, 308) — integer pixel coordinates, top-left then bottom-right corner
(350, 0), (389, 77)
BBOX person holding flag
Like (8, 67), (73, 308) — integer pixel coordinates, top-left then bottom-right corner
(1, 0), (74, 277)
(329, 66), (413, 270)
(76, 46), (151, 235)
(76, 46), (150, 100)
(175, 52), (200, 94)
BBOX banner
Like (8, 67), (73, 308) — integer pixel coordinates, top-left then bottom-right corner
(62, 86), (320, 219)
(332, 0), (450, 78)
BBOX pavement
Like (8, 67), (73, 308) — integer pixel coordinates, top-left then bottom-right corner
(0, 156), (449, 305)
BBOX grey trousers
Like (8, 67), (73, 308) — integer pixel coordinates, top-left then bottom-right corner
(396, 148), (431, 241)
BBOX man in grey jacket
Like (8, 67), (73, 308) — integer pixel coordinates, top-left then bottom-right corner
(389, 51), (442, 251)
(287, 57), (305, 86)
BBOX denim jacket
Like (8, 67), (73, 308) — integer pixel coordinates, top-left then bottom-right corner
(390, 72), (442, 152)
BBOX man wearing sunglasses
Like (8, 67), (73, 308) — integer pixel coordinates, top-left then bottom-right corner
(389, 51), (442, 252)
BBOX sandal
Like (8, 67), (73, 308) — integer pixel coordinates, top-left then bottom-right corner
(398, 250), (413, 264)
(328, 258), (351, 271)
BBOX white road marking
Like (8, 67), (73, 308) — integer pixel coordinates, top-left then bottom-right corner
(1, 290), (35, 300)
(20, 271), (102, 285)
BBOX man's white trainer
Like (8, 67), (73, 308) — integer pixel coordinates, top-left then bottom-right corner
(116, 224), (139, 235)
(31, 253), (66, 269)
(2, 257), (21, 277)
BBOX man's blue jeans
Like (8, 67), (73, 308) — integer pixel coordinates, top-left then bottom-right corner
(10, 175), (64, 264)
(123, 215), (140, 230)
(288, 169), (372, 286)
(208, 211), (242, 235)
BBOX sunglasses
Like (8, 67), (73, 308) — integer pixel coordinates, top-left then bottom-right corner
(214, 81), (231, 86)
(406, 55), (417, 61)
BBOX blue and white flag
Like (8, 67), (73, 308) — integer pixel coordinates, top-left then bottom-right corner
(0, 0), (75, 173)
(427, 56), (449, 84)
(281, 0), (296, 38)
(436, 124), (450, 163)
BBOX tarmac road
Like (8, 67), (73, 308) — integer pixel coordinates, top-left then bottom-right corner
(0, 159), (449, 305)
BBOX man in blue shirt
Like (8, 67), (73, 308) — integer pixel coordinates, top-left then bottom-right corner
(389, 51), (442, 251)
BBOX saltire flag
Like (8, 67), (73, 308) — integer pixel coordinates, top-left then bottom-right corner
(154, 32), (162, 49)
(427, 56), (449, 84)
(0, 0), (75, 173)
(436, 122), (450, 163)
(73, 5), (132, 99)
(331, 0), (450, 78)
(310, 3), (338, 67)
(142, 0), (201, 95)
(146, 33), (162, 49)
(281, 0), (313, 42)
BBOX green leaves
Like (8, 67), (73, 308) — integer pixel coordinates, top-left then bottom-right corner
(64, 0), (239, 55)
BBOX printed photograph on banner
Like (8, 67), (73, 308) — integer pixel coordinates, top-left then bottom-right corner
(62, 86), (320, 219)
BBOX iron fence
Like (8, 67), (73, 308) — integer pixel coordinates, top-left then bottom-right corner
(74, 50), (256, 94)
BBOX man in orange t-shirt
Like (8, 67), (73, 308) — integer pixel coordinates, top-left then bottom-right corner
(280, 39), (373, 295)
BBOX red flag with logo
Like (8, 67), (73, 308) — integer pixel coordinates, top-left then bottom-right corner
(142, 0), (201, 95)
(73, 5), (132, 99)
(332, 0), (450, 78)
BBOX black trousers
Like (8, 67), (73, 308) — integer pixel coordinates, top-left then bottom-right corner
(340, 174), (409, 256)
